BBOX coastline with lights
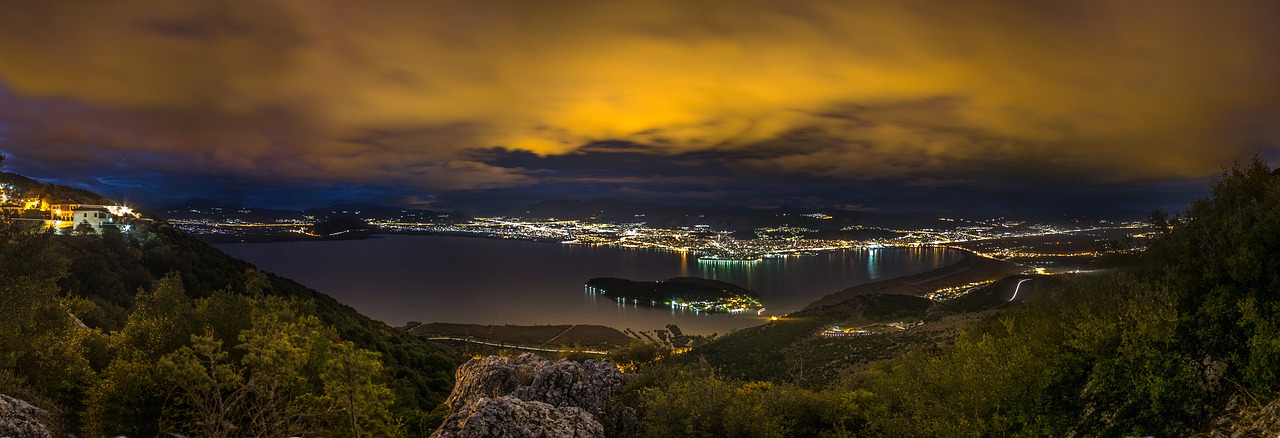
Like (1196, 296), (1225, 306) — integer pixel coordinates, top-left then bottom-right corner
(164, 205), (1154, 274)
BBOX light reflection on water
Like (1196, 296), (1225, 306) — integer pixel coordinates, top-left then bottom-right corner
(694, 247), (956, 312)
(216, 235), (962, 335)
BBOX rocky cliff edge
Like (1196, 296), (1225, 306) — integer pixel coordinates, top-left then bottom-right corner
(432, 354), (628, 438)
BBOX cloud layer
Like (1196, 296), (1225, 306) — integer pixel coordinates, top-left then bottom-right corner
(1, 0), (1278, 211)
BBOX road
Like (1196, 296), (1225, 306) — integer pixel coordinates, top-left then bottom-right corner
(1008, 278), (1032, 302)
(543, 324), (577, 345)
(426, 336), (609, 355)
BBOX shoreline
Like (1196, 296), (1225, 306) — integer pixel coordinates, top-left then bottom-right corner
(804, 254), (1024, 310)
(398, 255), (1016, 348)
(215, 232), (992, 338)
(198, 229), (567, 245)
(403, 322), (648, 352)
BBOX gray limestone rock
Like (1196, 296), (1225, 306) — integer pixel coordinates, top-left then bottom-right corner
(433, 354), (628, 437)
(433, 396), (603, 438)
(0, 394), (52, 438)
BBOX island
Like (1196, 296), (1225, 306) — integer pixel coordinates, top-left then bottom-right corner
(584, 276), (765, 314)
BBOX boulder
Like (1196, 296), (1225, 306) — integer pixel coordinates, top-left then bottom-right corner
(0, 394), (52, 438)
(433, 396), (603, 438)
(433, 354), (628, 437)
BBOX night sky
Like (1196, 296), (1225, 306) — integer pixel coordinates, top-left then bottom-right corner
(1, 1), (1278, 215)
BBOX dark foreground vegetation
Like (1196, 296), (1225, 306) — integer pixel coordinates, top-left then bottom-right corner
(0, 216), (459, 436)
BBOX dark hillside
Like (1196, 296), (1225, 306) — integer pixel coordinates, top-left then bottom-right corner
(0, 171), (117, 205)
(1, 180), (460, 436)
(55, 219), (460, 423)
(678, 256), (1025, 386)
(680, 292), (938, 385)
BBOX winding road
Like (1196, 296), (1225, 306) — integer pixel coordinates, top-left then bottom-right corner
(1008, 278), (1032, 302)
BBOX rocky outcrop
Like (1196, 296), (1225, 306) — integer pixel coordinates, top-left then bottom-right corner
(433, 354), (628, 438)
(433, 396), (603, 438)
(0, 394), (52, 438)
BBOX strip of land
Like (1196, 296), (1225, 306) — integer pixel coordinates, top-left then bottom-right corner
(404, 322), (634, 350)
(805, 254), (1024, 309)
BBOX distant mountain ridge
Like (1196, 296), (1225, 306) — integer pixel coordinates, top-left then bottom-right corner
(159, 195), (1145, 233)
(498, 197), (942, 230)
(161, 198), (471, 223)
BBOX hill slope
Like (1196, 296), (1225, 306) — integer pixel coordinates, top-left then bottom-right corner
(612, 158), (1280, 437)
(0, 176), (460, 436)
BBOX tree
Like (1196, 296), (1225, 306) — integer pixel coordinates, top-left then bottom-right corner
(158, 329), (247, 438)
(115, 273), (198, 359)
(244, 268), (271, 297)
(78, 272), (400, 437)
(73, 221), (96, 235)
(610, 341), (667, 370)
(1145, 157), (1280, 392)
(235, 296), (329, 435)
(85, 273), (198, 437)
(1148, 208), (1173, 234)
(0, 234), (97, 432)
(632, 367), (862, 438)
(322, 341), (396, 437)
(157, 293), (397, 437)
(193, 291), (253, 350)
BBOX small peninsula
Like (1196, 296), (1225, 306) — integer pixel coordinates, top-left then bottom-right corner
(584, 276), (765, 314)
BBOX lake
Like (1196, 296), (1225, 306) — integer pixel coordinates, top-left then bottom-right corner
(215, 235), (964, 334)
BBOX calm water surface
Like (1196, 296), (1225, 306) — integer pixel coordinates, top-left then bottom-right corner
(215, 235), (963, 334)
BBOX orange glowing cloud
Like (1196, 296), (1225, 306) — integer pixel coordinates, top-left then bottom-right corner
(1, 0), (1278, 192)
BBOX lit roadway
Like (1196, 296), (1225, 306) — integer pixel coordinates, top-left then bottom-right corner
(1008, 278), (1032, 302)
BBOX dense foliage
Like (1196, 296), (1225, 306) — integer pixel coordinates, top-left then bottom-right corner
(622, 366), (863, 437)
(0, 219), (459, 436)
(86, 275), (399, 436)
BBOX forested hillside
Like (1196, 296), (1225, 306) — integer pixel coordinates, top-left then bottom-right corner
(1, 215), (459, 436)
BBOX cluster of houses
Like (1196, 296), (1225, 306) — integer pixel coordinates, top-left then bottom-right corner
(0, 187), (137, 234)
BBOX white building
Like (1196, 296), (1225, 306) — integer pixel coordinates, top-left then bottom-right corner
(72, 207), (116, 233)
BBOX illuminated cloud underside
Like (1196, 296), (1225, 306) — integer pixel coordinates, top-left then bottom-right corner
(0, 0), (1277, 209)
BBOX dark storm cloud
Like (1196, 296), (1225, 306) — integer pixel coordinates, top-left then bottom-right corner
(473, 144), (735, 179)
(1, 0), (1278, 212)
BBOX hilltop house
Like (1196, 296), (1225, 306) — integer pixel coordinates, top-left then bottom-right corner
(73, 206), (116, 233)
(49, 201), (79, 220)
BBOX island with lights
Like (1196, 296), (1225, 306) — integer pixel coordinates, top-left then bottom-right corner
(584, 276), (765, 314)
